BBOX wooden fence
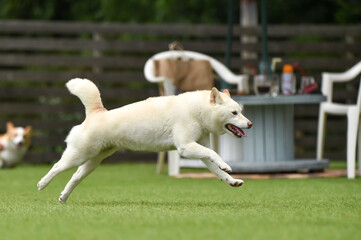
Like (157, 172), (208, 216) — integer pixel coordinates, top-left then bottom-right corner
(0, 20), (360, 164)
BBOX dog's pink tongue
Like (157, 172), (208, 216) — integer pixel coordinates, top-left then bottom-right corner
(233, 126), (247, 137)
(238, 129), (247, 137)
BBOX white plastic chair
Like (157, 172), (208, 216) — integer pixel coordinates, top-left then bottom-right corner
(144, 50), (249, 176)
(317, 61), (361, 179)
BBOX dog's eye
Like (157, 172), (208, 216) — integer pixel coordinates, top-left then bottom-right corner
(231, 111), (238, 115)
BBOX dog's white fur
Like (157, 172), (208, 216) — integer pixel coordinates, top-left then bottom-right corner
(37, 78), (252, 203)
(0, 122), (31, 168)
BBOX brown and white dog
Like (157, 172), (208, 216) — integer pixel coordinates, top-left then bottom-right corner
(0, 122), (32, 168)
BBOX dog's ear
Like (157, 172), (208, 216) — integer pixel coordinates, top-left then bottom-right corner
(6, 122), (14, 131)
(222, 89), (231, 97)
(210, 87), (223, 105)
(24, 126), (32, 135)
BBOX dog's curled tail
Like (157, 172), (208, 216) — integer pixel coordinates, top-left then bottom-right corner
(66, 78), (105, 117)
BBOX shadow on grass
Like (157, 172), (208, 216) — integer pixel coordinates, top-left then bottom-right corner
(73, 199), (248, 209)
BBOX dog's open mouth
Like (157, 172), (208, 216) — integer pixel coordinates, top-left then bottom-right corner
(225, 124), (247, 138)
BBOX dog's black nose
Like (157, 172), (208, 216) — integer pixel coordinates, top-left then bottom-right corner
(248, 122), (253, 128)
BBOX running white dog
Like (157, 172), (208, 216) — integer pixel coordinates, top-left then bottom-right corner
(37, 78), (252, 203)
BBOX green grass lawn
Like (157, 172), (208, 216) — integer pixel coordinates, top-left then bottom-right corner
(0, 163), (360, 240)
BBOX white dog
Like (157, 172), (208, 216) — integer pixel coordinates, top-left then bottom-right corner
(37, 78), (252, 203)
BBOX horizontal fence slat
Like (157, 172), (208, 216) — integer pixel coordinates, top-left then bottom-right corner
(0, 55), (241, 70)
(0, 20), (231, 37)
(242, 42), (361, 54)
(31, 136), (67, 146)
(0, 37), (238, 54)
(240, 58), (359, 71)
(0, 54), (148, 68)
(0, 119), (75, 129)
(0, 102), (81, 114)
(0, 85), (157, 100)
(0, 70), (145, 83)
(3, 21), (360, 38)
(296, 152), (345, 160)
(240, 25), (361, 37)
(0, 37), (162, 52)
(295, 136), (346, 147)
(295, 119), (347, 132)
(294, 105), (319, 117)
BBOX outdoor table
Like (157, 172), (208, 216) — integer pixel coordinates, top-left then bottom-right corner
(180, 94), (329, 173)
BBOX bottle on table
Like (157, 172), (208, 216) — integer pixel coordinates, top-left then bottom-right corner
(281, 64), (296, 95)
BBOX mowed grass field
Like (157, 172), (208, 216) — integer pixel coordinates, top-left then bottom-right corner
(0, 163), (360, 240)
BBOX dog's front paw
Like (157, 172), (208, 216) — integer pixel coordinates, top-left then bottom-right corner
(59, 195), (67, 204)
(219, 163), (232, 173)
(224, 178), (244, 187)
(37, 180), (47, 191)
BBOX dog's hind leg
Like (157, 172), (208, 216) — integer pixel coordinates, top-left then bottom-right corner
(202, 159), (244, 187)
(37, 147), (89, 191)
(58, 148), (116, 204)
(58, 158), (100, 204)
